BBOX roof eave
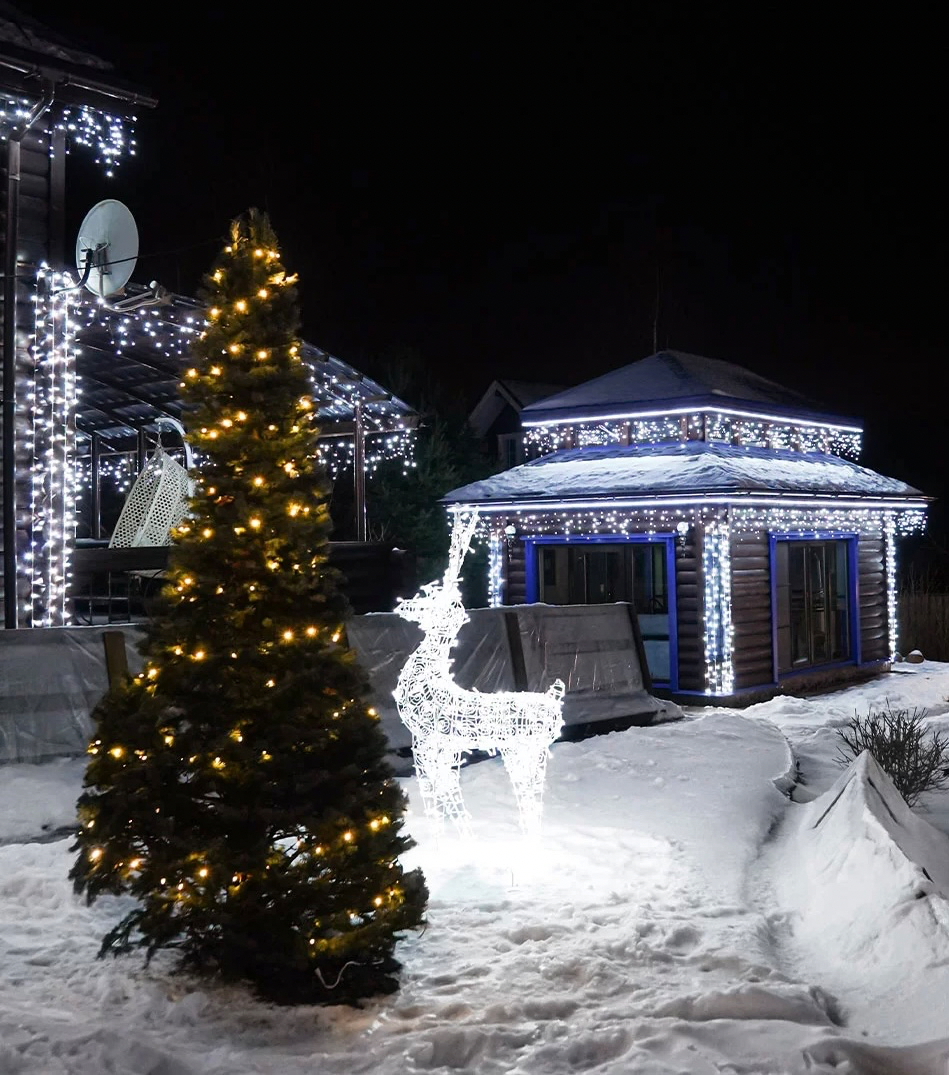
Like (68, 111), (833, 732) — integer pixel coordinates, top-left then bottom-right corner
(442, 490), (933, 510)
(521, 394), (862, 431)
(0, 40), (158, 111)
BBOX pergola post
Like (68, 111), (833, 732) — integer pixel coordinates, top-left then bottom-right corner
(354, 400), (367, 542)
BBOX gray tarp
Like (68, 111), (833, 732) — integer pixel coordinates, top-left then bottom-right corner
(511, 603), (669, 727)
(0, 626), (145, 764)
(344, 608), (517, 755)
(2, 605), (677, 770)
(345, 602), (678, 769)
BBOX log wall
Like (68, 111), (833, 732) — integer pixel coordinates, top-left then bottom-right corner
(729, 522), (891, 691)
(2, 127), (53, 625)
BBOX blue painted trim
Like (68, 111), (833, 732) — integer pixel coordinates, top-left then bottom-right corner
(524, 541), (538, 606)
(769, 532), (860, 681)
(769, 532), (779, 685)
(664, 537), (679, 694)
(848, 536), (861, 667)
(522, 532), (678, 692)
(675, 684), (785, 699)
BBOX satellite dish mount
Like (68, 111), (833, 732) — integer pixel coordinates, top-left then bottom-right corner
(74, 199), (169, 310)
(76, 198), (139, 298)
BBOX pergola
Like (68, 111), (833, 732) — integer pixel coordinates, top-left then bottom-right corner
(20, 275), (417, 628)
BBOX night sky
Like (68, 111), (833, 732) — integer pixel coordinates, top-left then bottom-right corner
(38, 10), (947, 535)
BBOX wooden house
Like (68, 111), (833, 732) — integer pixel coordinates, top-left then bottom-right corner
(442, 350), (930, 704)
(468, 379), (568, 468)
(2, 11), (416, 630)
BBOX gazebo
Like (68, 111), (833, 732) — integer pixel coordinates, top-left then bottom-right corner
(443, 351), (930, 704)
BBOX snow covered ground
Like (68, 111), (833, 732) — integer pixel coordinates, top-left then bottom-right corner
(2, 662), (949, 1073)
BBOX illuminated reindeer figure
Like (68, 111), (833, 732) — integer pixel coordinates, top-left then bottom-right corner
(394, 510), (565, 837)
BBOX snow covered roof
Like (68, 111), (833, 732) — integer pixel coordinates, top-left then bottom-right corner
(442, 440), (929, 507)
(520, 350), (860, 429)
(0, 6), (156, 112)
(500, 380), (571, 408)
(0, 5), (113, 71)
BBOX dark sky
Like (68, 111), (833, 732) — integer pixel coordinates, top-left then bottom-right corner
(40, 9), (947, 520)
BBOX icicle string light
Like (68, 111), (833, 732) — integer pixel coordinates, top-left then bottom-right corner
(22, 287), (416, 564)
(523, 410), (862, 460)
(28, 266), (79, 626)
(487, 531), (503, 608)
(315, 429), (415, 479)
(394, 510), (564, 837)
(884, 512), (899, 661)
(702, 517), (734, 695)
(1, 95), (136, 176)
(460, 501), (925, 695)
(461, 503), (925, 542)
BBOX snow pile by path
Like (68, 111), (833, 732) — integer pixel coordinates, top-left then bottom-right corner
(771, 750), (949, 1045)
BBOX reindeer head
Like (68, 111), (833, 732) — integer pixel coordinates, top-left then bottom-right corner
(394, 509), (480, 640)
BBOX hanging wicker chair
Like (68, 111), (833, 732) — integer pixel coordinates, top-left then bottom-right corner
(108, 418), (195, 548)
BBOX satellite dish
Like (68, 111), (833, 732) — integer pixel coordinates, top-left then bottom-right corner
(75, 199), (139, 297)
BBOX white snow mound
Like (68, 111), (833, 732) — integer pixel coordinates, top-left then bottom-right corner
(776, 750), (949, 1042)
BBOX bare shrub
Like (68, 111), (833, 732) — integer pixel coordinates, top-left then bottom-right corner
(835, 700), (949, 806)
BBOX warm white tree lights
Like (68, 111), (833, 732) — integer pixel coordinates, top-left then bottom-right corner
(394, 510), (565, 837)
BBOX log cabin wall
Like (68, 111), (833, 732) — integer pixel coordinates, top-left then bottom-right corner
(1, 125), (52, 623)
(506, 536), (527, 605)
(729, 521), (891, 692)
(675, 525), (704, 691)
(857, 529), (889, 664)
(730, 529), (773, 690)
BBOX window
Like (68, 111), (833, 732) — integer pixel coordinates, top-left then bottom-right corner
(774, 539), (851, 675)
(497, 433), (522, 469)
(535, 540), (672, 683)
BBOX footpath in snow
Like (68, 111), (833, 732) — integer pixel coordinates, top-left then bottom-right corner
(1, 665), (949, 1071)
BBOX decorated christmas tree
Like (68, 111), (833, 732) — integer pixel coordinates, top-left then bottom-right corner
(70, 209), (427, 1006)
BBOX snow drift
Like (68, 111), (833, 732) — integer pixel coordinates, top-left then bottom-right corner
(773, 750), (949, 1044)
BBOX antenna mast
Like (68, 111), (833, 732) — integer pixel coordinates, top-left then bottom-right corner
(653, 263), (661, 353)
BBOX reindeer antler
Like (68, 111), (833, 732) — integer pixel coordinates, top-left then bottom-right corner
(444, 508), (480, 586)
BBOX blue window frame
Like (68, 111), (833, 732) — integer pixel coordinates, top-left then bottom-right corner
(769, 532), (860, 683)
(522, 533), (678, 690)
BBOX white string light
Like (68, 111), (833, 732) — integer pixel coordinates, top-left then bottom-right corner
(884, 512), (899, 660)
(487, 531), (503, 608)
(1, 95), (136, 176)
(459, 501), (925, 696)
(394, 510), (564, 837)
(28, 266), (79, 626)
(21, 280), (419, 623)
(523, 410), (862, 461)
(702, 516), (734, 694)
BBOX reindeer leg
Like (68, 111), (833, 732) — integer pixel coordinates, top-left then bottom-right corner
(500, 739), (549, 838)
(411, 735), (441, 827)
(439, 743), (472, 838)
(413, 736), (471, 838)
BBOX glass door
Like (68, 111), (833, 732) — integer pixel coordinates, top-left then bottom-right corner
(535, 540), (672, 683)
(776, 539), (851, 674)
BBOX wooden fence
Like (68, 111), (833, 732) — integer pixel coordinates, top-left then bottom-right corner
(898, 592), (949, 661)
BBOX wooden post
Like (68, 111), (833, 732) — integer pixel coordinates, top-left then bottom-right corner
(91, 432), (102, 539)
(353, 401), (367, 542)
(102, 629), (129, 687)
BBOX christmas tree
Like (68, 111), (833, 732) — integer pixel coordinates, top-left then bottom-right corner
(70, 209), (427, 1006)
